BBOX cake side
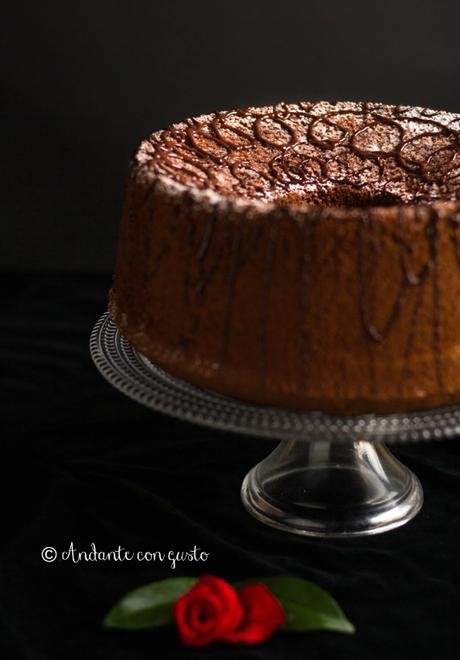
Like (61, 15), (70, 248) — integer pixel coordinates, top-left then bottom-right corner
(111, 173), (460, 414)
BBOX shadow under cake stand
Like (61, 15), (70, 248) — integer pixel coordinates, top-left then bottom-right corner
(90, 312), (460, 538)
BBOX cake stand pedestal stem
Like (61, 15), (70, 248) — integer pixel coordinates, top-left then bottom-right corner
(241, 439), (423, 537)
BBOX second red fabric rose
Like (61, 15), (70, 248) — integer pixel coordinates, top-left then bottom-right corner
(226, 583), (286, 644)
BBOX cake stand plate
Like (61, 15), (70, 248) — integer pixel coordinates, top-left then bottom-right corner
(90, 312), (460, 538)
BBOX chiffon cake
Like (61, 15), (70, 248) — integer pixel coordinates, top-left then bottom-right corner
(110, 101), (460, 414)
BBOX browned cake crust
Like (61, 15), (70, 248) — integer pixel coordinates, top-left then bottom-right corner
(110, 101), (460, 414)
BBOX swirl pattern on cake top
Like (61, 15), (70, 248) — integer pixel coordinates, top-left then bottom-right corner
(135, 101), (460, 207)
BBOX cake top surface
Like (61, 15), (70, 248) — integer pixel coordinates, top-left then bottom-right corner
(134, 101), (460, 209)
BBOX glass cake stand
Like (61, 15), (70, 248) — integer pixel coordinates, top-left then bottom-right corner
(90, 312), (460, 538)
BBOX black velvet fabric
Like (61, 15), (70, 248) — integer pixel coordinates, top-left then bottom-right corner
(2, 271), (460, 660)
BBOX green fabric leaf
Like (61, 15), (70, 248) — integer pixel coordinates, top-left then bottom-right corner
(103, 577), (197, 630)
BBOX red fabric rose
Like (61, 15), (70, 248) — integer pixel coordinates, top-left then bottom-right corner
(174, 576), (285, 647)
(173, 575), (244, 647)
(227, 583), (286, 644)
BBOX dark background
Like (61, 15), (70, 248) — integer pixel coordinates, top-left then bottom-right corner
(3, 0), (460, 271)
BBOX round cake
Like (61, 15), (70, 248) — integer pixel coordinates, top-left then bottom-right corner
(110, 101), (460, 414)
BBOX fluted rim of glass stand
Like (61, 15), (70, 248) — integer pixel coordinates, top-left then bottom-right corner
(90, 312), (460, 444)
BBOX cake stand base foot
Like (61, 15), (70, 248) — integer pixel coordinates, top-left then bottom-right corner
(241, 439), (423, 538)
